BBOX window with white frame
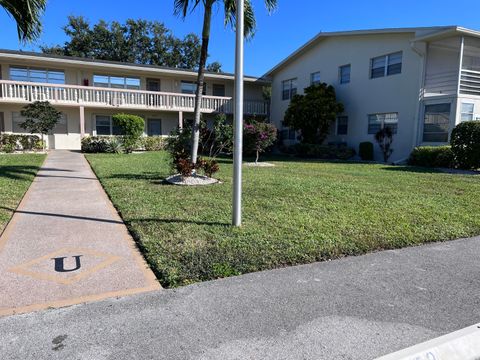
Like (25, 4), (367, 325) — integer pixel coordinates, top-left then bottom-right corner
(12, 112), (67, 134)
(461, 103), (475, 121)
(339, 64), (351, 84)
(368, 113), (398, 134)
(423, 104), (451, 142)
(310, 72), (321, 86)
(10, 67), (65, 84)
(95, 115), (123, 136)
(93, 75), (140, 89)
(336, 116), (348, 135)
(370, 52), (402, 79)
(282, 78), (297, 100)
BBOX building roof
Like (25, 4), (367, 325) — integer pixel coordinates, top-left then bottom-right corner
(0, 49), (269, 84)
(264, 26), (480, 77)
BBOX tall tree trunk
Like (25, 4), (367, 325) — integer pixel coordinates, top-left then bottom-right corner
(190, 0), (213, 169)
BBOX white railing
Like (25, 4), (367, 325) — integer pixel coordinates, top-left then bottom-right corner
(0, 80), (269, 115)
(460, 69), (480, 96)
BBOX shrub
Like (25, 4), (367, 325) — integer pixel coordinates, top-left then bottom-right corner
(2, 143), (16, 153)
(175, 158), (195, 178)
(142, 136), (166, 151)
(408, 146), (455, 168)
(106, 137), (124, 154)
(291, 143), (356, 160)
(112, 113), (145, 153)
(359, 142), (374, 161)
(244, 121), (277, 163)
(0, 134), (41, 152)
(450, 121), (480, 170)
(375, 127), (394, 163)
(81, 136), (110, 153)
(202, 159), (220, 178)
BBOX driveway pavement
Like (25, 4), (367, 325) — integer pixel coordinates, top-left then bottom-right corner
(1, 236), (479, 359)
(0, 151), (159, 316)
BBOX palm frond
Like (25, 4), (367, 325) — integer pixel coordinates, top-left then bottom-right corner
(223, 0), (256, 38)
(174, 0), (202, 18)
(0, 0), (46, 42)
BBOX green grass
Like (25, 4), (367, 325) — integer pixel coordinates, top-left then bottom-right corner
(86, 151), (480, 287)
(0, 154), (46, 232)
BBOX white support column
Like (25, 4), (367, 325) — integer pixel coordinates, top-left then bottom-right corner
(79, 106), (85, 138)
(178, 111), (183, 130)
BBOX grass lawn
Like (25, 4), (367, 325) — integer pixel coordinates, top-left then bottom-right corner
(0, 154), (46, 232)
(86, 151), (480, 287)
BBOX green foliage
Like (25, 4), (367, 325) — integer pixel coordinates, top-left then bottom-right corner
(243, 121), (277, 163)
(141, 136), (166, 151)
(1, 0), (46, 42)
(450, 121), (480, 170)
(112, 113), (145, 153)
(86, 151), (480, 287)
(375, 127), (394, 163)
(206, 61), (222, 72)
(408, 146), (455, 168)
(20, 101), (61, 135)
(175, 158), (195, 178)
(106, 137), (124, 154)
(81, 136), (110, 153)
(290, 143), (356, 160)
(283, 83), (344, 144)
(202, 159), (220, 178)
(0, 134), (42, 152)
(41, 16), (221, 70)
(359, 142), (374, 161)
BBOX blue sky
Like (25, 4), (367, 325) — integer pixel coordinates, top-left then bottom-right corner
(1, 0), (480, 76)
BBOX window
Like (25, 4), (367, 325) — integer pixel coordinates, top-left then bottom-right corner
(10, 67), (65, 84)
(368, 113), (398, 134)
(339, 65), (351, 84)
(12, 112), (67, 133)
(93, 75), (140, 90)
(370, 52), (402, 78)
(310, 72), (321, 86)
(181, 81), (207, 95)
(95, 115), (123, 136)
(461, 103), (475, 122)
(423, 104), (451, 142)
(282, 79), (297, 100)
(336, 116), (348, 135)
(212, 84), (225, 97)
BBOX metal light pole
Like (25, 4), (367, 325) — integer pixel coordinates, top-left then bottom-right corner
(232, 0), (244, 227)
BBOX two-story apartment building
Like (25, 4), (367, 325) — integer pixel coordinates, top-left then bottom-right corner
(0, 50), (269, 150)
(266, 26), (480, 162)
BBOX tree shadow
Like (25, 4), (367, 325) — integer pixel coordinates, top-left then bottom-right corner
(107, 172), (167, 181)
(0, 165), (40, 180)
(40, 168), (74, 172)
(129, 217), (230, 227)
(380, 166), (442, 174)
(0, 207), (124, 224)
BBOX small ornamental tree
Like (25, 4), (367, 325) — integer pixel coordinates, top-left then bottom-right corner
(283, 83), (344, 144)
(20, 101), (61, 152)
(112, 113), (145, 153)
(375, 127), (394, 163)
(244, 121), (277, 163)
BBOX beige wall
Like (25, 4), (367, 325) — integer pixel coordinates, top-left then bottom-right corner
(270, 33), (425, 162)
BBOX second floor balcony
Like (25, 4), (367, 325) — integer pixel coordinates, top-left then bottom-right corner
(0, 80), (269, 116)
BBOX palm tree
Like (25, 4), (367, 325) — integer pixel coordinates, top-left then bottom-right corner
(174, 0), (277, 168)
(1, 0), (47, 42)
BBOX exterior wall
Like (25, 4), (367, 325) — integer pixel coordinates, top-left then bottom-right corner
(270, 33), (423, 162)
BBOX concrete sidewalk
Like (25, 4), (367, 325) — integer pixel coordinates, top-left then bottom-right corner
(0, 151), (159, 316)
(0, 236), (479, 359)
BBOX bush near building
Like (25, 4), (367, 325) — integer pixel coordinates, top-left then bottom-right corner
(408, 146), (455, 168)
(450, 121), (480, 170)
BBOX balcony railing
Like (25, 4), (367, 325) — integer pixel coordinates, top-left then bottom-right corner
(0, 80), (269, 115)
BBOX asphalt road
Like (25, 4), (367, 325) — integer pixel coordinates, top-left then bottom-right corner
(1, 236), (479, 360)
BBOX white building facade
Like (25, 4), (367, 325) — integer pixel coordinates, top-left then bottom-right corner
(266, 26), (480, 162)
(0, 50), (269, 150)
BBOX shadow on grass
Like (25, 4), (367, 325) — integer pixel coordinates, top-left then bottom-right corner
(107, 172), (167, 181)
(129, 217), (230, 227)
(0, 166), (40, 180)
(380, 166), (441, 174)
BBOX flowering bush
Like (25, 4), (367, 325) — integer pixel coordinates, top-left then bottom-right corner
(244, 121), (277, 163)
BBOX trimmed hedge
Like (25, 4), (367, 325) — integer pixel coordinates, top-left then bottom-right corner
(0, 134), (43, 153)
(450, 121), (480, 170)
(290, 143), (356, 160)
(408, 146), (455, 168)
(140, 136), (166, 151)
(82, 136), (166, 153)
